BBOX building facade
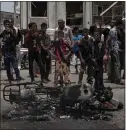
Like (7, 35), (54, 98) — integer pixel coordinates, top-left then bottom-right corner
(20, 1), (124, 30)
(0, 11), (20, 32)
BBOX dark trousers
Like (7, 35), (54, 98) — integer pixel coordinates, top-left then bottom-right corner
(28, 51), (44, 81)
(94, 59), (104, 91)
(41, 52), (51, 79)
(110, 49), (121, 82)
(119, 50), (125, 79)
(4, 53), (20, 81)
(78, 59), (96, 85)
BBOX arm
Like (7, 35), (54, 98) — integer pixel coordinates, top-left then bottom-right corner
(45, 35), (51, 49)
(41, 41), (46, 50)
(78, 50), (84, 63)
(54, 30), (58, 41)
(17, 29), (22, 42)
(75, 40), (84, 63)
(24, 33), (30, 48)
(106, 34), (112, 55)
(68, 28), (74, 45)
(0, 31), (4, 39)
(48, 50), (56, 59)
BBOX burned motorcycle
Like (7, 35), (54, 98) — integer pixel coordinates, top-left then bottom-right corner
(59, 83), (123, 112)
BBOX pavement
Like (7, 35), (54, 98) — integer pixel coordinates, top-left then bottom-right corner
(0, 64), (125, 129)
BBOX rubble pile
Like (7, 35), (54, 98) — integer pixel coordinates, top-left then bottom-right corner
(3, 97), (59, 121)
(2, 85), (123, 122)
(2, 96), (114, 122)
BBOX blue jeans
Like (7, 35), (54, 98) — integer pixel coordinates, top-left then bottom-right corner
(4, 52), (20, 81)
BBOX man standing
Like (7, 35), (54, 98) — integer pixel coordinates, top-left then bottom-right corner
(54, 19), (73, 86)
(9, 19), (22, 69)
(25, 22), (44, 84)
(106, 19), (124, 84)
(9, 19), (24, 80)
(117, 19), (125, 79)
(78, 27), (95, 85)
(0, 20), (22, 83)
(72, 27), (83, 73)
(40, 23), (51, 82)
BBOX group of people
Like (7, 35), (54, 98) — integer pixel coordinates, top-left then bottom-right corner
(0, 18), (125, 91)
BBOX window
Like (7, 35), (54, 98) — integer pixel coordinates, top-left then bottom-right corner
(93, 5), (98, 16)
(31, 2), (47, 17)
(7, 15), (12, 18)
(66, 1), (83, 28)
(93, 2), (114, 25)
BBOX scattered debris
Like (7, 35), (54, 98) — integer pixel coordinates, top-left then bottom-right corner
(2, 83), (123, 122)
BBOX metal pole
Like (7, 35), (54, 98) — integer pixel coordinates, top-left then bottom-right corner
(100, 1), (118, 16)
(14, 2), (16, 26)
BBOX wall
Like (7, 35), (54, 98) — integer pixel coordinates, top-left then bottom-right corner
(30, 17), (48, 29)
(0, 11), (20, 32)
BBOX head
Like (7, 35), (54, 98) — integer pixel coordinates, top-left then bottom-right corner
(115, 18), (123, 29)
(110, 17), (116, 28)
(102, 28), (110, 37)
(9, 19), (14, 28)
(83, 28), (89, 38)
(3, 20), (10, 29)
(41, 23), (47, 33)
(89, 25), (97, 35)
(58, 19), (65, 30)
(73, 27), (79, 35)
(28, 22), (37, 32)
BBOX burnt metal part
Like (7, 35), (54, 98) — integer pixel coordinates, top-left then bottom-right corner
(2, 82), (123, 122)
(3, 82), (40, 104)
(3, 81), (74, 104)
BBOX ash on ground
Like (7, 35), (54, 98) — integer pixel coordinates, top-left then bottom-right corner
(2, 97), (114, 122)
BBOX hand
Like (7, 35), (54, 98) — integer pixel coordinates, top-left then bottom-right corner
(81, 59), (85, 65)
(92, 59), (96, 62)
(44, 47), (48, 51)
(34, 32), (38, 37)
(108, 55), (111, 60)
(63, 39), (68, 44)
(46, 55), (49, 59)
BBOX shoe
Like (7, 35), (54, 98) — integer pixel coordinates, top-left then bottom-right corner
(107, 76), (111, 80)
(43, 79), (48, 84)
(34, 74), (40, 77)
(45, 78), (51, 82)
(31, 79), (35, 82)
(10, 77), (15, 81)
(40, 81), (44, 87)
(76, 70), (78, 74)
(111, 79), (115, 83)
(78, 81), (82, 84)
(9, 80), (12, 84)
(16, 76), (24, 81)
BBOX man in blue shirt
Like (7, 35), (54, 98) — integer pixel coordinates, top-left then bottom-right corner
(72, 27), (83, 73)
